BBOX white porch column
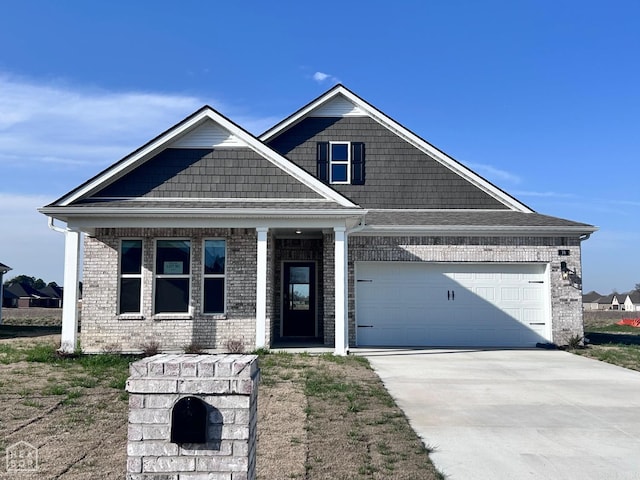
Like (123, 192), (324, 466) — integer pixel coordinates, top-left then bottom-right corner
(255, 227), (268, 349)
(0, 266), (10, 326)
(334, 226), (348, 356)
(60, 230), (81, 353)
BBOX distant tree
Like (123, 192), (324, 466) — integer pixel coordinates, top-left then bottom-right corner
(635, 283), (640, 293)
(47, 281), (59, 288)
(4, 275), (48, 290)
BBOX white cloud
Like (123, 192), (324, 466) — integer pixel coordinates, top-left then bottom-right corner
(512, 190), (577, 199)
(466, 162), (521, 184)
(0, 73), (278, 173)
(0, 73), (282, 284)
(313, 72), (330, 82)
(0, 74), (204, 169)
(312, 71), (340, 84)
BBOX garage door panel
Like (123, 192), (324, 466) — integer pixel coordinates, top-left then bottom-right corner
(356, 262), (549, 347)
(523, 287), (543, 301)
(500, 287), (521, 301)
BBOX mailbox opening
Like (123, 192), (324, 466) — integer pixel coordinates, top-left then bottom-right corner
(170, 396), (208, 444)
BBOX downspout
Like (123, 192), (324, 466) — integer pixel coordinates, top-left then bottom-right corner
(48, 217), (67, 234)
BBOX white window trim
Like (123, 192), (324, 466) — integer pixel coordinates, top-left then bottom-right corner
(329, 141), (351, 184)
(202, 238), (227, 316)
(153, 238), (192, 317)
(118, 238), (143, 316)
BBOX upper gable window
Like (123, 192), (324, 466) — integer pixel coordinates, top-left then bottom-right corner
(330, 142), (350, 184)
(317, 142), (365, 185)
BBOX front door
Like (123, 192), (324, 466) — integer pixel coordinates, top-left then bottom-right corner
(282, 262), (316, 337)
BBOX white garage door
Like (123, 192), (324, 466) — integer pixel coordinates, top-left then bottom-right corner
(356, 262), (550, 347)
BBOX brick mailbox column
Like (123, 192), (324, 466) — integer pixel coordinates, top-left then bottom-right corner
(126, 354), (259, 480)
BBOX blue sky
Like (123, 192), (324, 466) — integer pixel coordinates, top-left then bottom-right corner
(0, 0), (638, 294)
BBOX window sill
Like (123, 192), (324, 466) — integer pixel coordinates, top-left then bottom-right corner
(203, 313), (227, 320)
(118, 314), (145, 321)
(152, 313), (193, 321)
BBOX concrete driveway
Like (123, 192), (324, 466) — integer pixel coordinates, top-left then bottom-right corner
(362, 349), (640, 480)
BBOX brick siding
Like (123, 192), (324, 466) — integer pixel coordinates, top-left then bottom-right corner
(81, 229), (584, 352)
(81, 228), (259, 353)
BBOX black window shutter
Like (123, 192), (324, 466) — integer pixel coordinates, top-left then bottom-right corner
(317, 142), (329, 182)
(351, 142), (365, 185)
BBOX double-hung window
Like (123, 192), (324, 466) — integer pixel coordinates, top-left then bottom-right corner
(119, 239), (143, 314)
(203, 239), (226, 314)
(155, 240), (191, 314)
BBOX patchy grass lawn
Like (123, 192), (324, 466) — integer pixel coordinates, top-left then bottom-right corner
(0, 332), (441, 479)
(0, 337), (132, 479)
(259, 352), (442, 479)
(572, 343), (640, 372)
(573, 313), (640, 372)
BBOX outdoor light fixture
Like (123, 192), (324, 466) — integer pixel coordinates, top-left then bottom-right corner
(560, 261), (573, 280)
(295, 230), (302, 235)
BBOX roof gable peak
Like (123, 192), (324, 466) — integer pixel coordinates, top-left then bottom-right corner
(49, 104), (357, 208)
(261, 85), (534, 213)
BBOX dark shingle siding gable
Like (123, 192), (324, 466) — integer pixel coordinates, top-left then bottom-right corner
(267, 117), (508, 209)
(93, 148), (323, 199)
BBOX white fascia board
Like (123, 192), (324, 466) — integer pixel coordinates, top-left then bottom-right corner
(39, 207), (367, 231)
(58, 108), (357, 208)
(39, 206), (365, 217)
(355, 224), (598, 236)
(261, 86), (532, 213)
(60, 214), (365, 231)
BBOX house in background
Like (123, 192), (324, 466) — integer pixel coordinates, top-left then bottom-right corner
(40, 85), (597, 354)
(2, 282), (64, 309)
(583, 291), (640, 312)
(3, 283), (39, 308)
(582, 291), (602, 311)
(623, 292), (640, 312)
(37, 284), (64, 308)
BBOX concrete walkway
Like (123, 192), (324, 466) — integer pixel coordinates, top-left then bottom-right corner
(361, 348), (640, 480)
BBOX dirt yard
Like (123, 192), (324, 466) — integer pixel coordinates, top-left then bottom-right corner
(0, 309), (441, 479)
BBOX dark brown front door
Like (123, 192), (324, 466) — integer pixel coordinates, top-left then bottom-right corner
(282, 262), (316, 337)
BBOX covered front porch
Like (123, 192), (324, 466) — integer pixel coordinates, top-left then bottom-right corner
(51, 214), (361, 356)
(246, 225), (352, 355)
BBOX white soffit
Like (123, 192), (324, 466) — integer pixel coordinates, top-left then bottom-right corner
(169, 120), (243, 148)
(309, 95), (366, 117)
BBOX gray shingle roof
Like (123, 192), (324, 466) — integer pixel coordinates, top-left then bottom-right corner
(364, 210), (595, 230)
